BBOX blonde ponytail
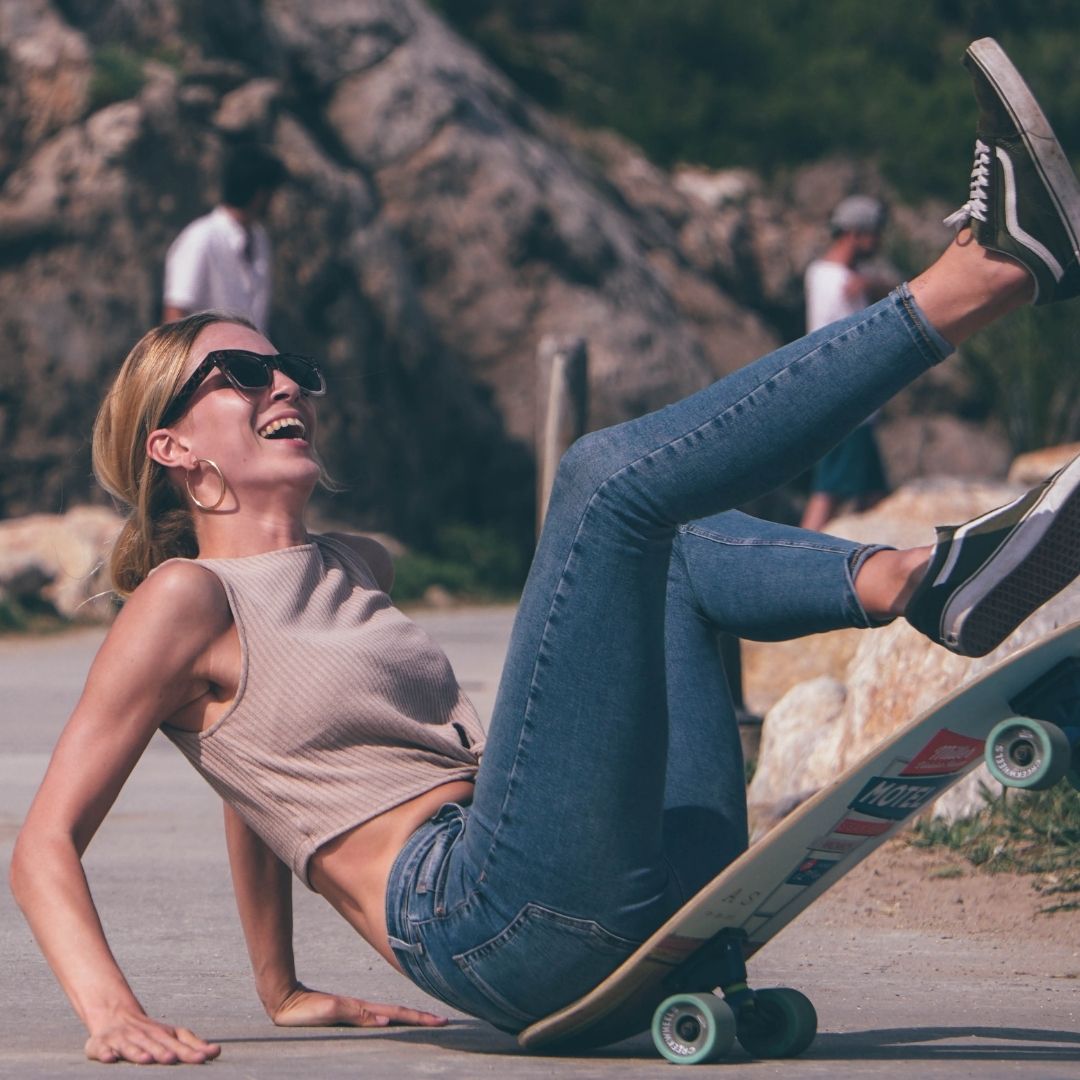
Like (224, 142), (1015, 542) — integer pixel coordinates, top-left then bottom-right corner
(92, 313), (255, 596)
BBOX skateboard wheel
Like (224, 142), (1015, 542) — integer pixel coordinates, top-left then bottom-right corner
(735, 987), (817, 1058)
(652, 993), (736, 1064)
(985, 717), (1071, 790)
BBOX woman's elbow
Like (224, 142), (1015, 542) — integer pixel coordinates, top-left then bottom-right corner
(9, 825), (68, 908)
(9, 828), (35, 907)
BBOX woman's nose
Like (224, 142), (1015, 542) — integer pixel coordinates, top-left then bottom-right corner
(270, 369), (302, 401)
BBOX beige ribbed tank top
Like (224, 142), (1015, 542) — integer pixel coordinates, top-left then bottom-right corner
(160, 533), (484, 887)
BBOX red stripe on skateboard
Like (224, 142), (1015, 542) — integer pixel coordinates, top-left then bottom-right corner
(900, 728), (984, 776)
(833, 816), (892, 837)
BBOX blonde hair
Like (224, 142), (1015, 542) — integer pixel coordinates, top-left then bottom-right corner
(93, 313), (256, 596)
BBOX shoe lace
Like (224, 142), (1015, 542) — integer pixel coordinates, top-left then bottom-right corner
(943, 139), (991, 228)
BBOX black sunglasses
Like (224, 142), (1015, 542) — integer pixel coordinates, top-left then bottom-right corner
(161, 350), (326, 425)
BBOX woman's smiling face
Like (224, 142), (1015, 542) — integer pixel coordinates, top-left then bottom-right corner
(167, 321), (323, 503)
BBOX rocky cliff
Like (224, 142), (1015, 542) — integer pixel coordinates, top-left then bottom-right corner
(1, 0), (969, 542)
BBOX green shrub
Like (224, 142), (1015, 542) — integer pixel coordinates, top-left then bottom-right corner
(0, 595), (69, 636)
(89, 45), (148, 111)
(961, 300), (1080, 454)
(0, 598), (27, 633)
(391, 524), (529, 603)
(431, 3), (1080, 203)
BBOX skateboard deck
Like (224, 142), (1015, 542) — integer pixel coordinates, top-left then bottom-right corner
(519, 619), (1080, 1060)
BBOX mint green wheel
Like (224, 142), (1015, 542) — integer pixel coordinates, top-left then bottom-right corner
(735, 987), (817, 1058)
(652, 993), (736, 1064)
(986, 718), (1071, 790)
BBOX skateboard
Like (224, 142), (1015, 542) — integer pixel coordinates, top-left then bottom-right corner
(518, 620), (1080, 1064)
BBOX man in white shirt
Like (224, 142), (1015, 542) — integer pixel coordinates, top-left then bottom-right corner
(163, 145), (285, 334)
(800, 195), (892, 530)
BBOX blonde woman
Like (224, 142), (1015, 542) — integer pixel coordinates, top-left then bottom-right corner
(12, 39), (1080, 1065)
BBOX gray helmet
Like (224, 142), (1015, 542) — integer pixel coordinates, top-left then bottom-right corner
(829, 195), (887, 234)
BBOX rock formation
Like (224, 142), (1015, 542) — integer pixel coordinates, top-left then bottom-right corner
(0, 505), (120, 621)
(0, 0), (762, 540)
(0, 0), (958, 546)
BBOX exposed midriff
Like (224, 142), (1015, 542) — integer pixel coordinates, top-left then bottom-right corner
(308, 779), (476, 971)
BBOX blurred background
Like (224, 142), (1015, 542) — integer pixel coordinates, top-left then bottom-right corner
(2, 0), (1080, 604)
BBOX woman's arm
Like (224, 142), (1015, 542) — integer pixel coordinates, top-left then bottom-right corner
(224, 806), (448, 1029)
(222, 804), (299, 1012)
(9, 563), (230, 1064)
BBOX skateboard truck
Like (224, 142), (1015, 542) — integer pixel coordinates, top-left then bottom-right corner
(665, 928), (752, 1005)
(651, 929), (817, 1063)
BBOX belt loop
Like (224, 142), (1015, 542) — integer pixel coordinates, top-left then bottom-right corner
(387, 935), (425, 957)
(417, 818), (454, 894)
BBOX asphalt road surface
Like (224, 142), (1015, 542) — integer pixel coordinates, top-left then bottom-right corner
(2, 611), (1077, 1078)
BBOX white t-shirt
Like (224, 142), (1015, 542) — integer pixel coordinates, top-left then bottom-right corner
(805, 258), (877, 425)
(163, 206), (272, 332)
(804, 259), (867, 333)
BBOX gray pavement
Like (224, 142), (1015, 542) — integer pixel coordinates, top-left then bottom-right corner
(2, 610), (1079, 1078)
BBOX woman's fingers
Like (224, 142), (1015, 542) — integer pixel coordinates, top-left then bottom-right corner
(347, 999), (448, 1027)
(85, 1020), (221, 1065)
(272, 987), (448, 1028)
(174, 1026), (223, 1059)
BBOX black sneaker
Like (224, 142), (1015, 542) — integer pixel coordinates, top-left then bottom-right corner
(905, 453), (1080, 657)
(944, 37), (1080, 304)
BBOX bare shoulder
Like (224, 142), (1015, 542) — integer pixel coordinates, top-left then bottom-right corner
(130, 559), (230, 624)
(325, 533), (395, 592)
(105, 560), (232, 666)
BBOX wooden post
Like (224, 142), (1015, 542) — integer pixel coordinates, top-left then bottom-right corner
(536, 335), (588, 535)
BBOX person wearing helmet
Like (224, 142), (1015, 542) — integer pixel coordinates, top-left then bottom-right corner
(801, 195), (894, 530)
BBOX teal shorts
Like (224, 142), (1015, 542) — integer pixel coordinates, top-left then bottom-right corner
(810, 424), (888, 499)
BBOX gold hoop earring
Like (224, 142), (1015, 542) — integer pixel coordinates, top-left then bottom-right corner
(185, 458), (227, 512)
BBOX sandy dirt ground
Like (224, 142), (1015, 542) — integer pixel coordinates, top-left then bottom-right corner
(823, 836), (1080, 957)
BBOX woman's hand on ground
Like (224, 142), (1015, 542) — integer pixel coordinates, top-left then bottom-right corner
(269, 984), (448, 1028)
(84, 1009), (221, 1065)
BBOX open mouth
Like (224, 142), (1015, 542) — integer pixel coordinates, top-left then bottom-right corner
(258, 417), (307, 440)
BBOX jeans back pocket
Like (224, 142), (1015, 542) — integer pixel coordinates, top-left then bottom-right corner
(453, 902), (640, 1028)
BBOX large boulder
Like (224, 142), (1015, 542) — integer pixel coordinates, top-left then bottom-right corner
(1008, 442), (1080, 484)
(0, 506), (121, 620)
(747, 596), (1077, 837)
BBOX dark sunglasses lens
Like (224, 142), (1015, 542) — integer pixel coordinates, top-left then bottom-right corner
(221, 353), (273, 389)
(278, 356), (324, 393)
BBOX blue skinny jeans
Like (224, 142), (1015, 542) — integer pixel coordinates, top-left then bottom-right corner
(385, 286), (952, 1031)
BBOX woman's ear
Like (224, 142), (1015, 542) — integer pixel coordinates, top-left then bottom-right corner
(146, 427), (191, 470)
